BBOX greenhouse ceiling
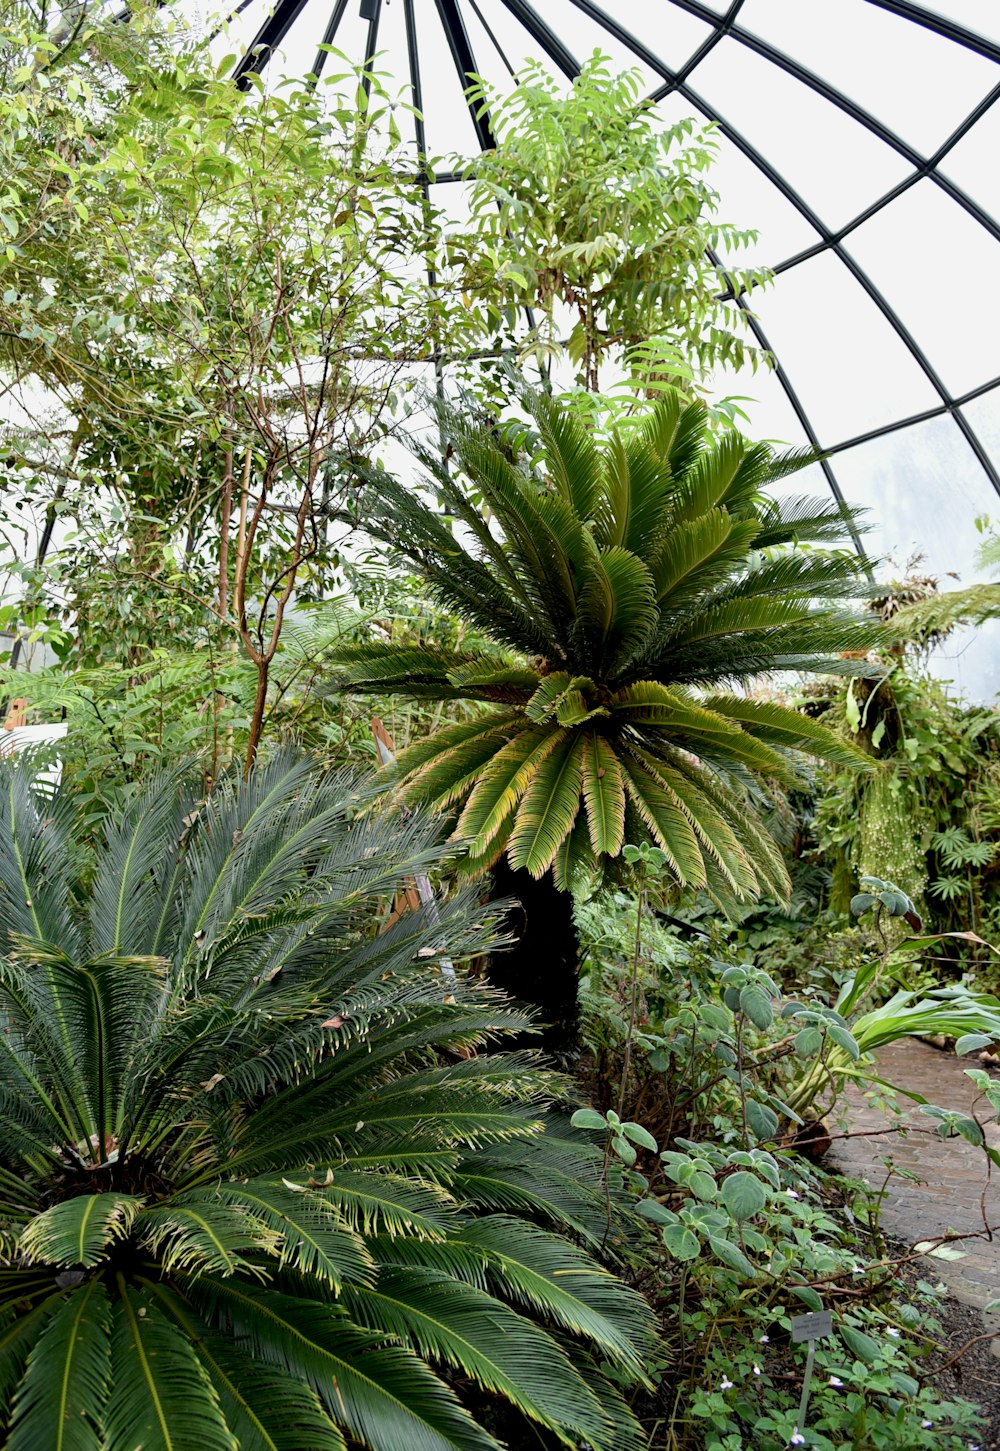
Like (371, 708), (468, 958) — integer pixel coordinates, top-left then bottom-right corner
(194, 0), (1000, 693)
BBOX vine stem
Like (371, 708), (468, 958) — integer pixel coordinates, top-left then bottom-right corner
(617, 874), (645, 1120)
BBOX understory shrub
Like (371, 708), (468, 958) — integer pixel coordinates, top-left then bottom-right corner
(576, 887), (985, 1450)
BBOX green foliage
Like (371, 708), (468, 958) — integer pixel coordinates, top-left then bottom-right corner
(448, 55), (768, 402)
(331, 382), (876, 903)
(575, 891), (983, 1450)
(813, 664), (1000, 952)
(0, 755), (658, 1450)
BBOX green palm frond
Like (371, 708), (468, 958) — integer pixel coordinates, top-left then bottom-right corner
(505, 732), (585, 877)
(891, 581), (1000, 640)
(0, 757), (654, 1449)
(186, 1277), (497, 1451)
(451, 1216), (655, 1372)
(333, 384), (876, 907)
(144, 1284), (350, 1451)
(341, 1268), (614, 1446)
(108, 1284), (238, 1451)
(20, 1195), (143, 1269)
(6, 1281), (112, 1451)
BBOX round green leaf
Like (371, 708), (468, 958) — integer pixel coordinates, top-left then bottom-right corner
(746, 1100), (778, 1143)
(622, 1121), (658, 1151)
(720, 1171), (767, 1222)
(662, 1223), (700, 1260)
(739, 985), (774, 1030)
(827, 1023), (861, 1061)
(570, 1108), (608, 1131)
(794, 1026), (822, 1059)
(840, 1324), (880, 1365)
(708, 1235), (756, 1279)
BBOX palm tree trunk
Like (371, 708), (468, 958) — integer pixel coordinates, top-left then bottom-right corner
(487, 860), (579, 1060)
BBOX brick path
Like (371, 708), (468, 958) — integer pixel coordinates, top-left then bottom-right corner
(830, 1038), (1000, 1347)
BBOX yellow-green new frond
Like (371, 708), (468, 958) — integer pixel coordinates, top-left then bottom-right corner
(506, 734), (585, 878)
(580, 734), (625, 858)
(20, 1195), (143, 1270)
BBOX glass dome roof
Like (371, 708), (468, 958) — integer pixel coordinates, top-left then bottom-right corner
(202, 0), (1000, 691)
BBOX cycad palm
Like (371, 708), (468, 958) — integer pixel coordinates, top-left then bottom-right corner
(0, 756), (656, 1450)
(334, 386), (874, 908)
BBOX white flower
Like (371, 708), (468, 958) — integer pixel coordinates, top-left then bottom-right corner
(828, 1375), (844, 1387)
(759, 1333), (770, 1343)
(790, 1432), (806, 1447)
(921, 1421), (933, 1429)
(720, 1375), (734, 1390)
(785, 1189), (800, 1199)
(886, 1328), (900, 1337)
(753, 1364), (762, 1376)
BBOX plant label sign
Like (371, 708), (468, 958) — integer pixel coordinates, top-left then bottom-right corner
(790, 1310), (833, 1343)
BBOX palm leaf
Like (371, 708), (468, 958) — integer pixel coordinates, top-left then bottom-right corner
(146, 1282), (349, 1451)
(579, 732), (625, 858)
(6, 1280), (112, 1451)
(106, 1282), (237, 1451)
(455, 723), (562, 848)
(188, 1277), (496, 1451)
(452, 1216), (657, 1373)
(20, 1194), (143, 1269)
(341, 1268), (618, 1447)
(506, 732), (585, 876)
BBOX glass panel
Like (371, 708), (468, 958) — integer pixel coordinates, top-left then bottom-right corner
(688, 38), (912, 229)
(961, 388), (1000, 473)
(750, 253), (940, 444)
(740, 0), (998, 156)
(925, 619), (1000, 705)
(833, 416), (1000, 700)
(706, 137), (823, 268)
(941, 96), (1000, 224)
(833, 414), (995, 579)
(845, 179), (1000, 399)
(706, 359), (813, 451)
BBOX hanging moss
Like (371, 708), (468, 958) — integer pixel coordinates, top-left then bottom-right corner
(857, 769), (929, 924)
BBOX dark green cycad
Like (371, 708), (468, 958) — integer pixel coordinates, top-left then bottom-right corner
(0, 757), (656, 1451)
(332, 387), (875, 906)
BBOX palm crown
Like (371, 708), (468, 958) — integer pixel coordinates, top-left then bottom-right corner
(333, 387), (875, 905)
(0, 756), (656, 1450)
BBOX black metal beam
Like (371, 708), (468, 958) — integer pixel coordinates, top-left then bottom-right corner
(311, 0), (350, 82)
(466, 0), (516, 77)
(566, 0), (746, 92)
(496, 0), (580, 78)
(823, 375), (1000, 459)
(433, 0), (496, 150)
(643, 65), (1000, 501)
(867, 0), (1000, 66)
(235, 0), (310, 84)
(653, 0), (1000, 251)
(361, 0), (382, 98)
(714, 255), (870, 562)
(767, 82), (1000, 279)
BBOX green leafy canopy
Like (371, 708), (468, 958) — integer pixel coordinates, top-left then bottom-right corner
(331, 383), (878, 905)
(0, 755), (657, 1450)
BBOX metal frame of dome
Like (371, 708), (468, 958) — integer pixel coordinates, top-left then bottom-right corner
(228, 0), (1000, 553)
